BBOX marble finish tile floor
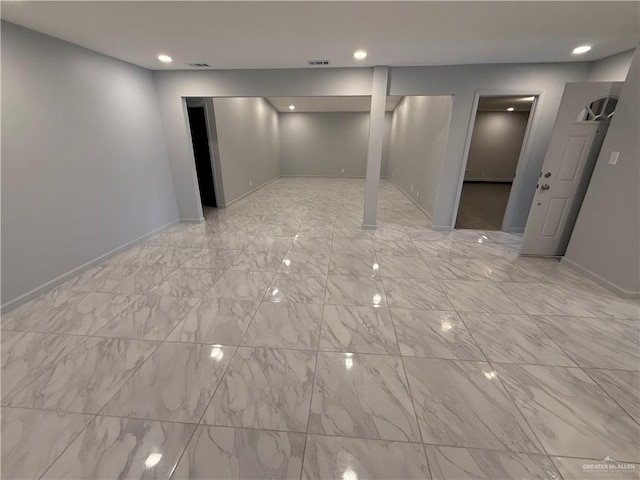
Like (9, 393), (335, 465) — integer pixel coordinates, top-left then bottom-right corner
(2, 178), (639, 479)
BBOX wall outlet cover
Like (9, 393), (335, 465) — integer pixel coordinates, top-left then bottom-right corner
(608, 151), (620, 165)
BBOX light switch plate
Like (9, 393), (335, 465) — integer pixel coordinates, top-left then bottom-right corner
(608, 151), (620, 165)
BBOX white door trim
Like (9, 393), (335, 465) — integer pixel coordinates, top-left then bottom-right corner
(450, 89), (543, 232)
(202, 99), (226, 208)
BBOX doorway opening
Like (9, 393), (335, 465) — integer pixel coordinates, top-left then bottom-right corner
(455, 95), (536, 231)
(187, 103), (218, 211)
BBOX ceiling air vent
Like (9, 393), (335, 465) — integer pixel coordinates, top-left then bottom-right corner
(308, 60), (330, 66)
(187, 63), (211, 68)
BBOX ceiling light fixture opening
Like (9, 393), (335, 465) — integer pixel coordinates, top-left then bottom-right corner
(353, 50), (368, 60)
(507, 107), (515, 112)
(157, 54), (173, 63)
(288, 105), (296, 111)
(572, 45), (592, 55)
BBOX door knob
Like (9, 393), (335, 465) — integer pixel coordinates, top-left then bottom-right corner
(540, 184), (550, 191)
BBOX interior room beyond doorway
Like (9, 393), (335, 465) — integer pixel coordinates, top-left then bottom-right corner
(455, 95), (534, 231)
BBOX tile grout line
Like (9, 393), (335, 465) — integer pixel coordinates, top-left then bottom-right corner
(529, 316), (640, 428)
(5, 179), (639, 478)
(449, 298), (557, 462)
(6, 400), (632, 464)
(410, 237), (559, 464)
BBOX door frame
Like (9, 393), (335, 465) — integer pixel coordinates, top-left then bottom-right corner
(450, 89), (543, 232)
(185, 97), (226, 208)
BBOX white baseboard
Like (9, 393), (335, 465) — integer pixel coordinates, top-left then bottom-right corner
(386, 177), (433, 222)
(280, 174), (367, 179)
(225, 175), (281, 207)
(180, 217), (205, 223)
(1, 218), (180, 314)
(432, 225), (453, 231)
(561, 257), (640, 299)
(504, 226), (525, 234)
(464, 178), (514, 183)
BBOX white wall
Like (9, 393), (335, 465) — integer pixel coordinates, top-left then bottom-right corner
(387, 96), (453, 217)
(465, 111), (529, 181)
(588, 49), (636, 81)
(212, 97), (280, 203)
(564, 48), (640, 295)
(280, 112), (369, 177)
(1, 22), (179, 310)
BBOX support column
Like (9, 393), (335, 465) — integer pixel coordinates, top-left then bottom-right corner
(362, 66), (389, 228)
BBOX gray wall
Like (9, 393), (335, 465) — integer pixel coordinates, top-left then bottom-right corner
(465, 111), (529, 181)
(154, 63), (590, 228)
(381, 113), (393, 177)
(387, 96), (453, 217)
(279, 112), (370, 177)
(153, 68), (374, 221)
(212, 97), (280, 203)
(1, 22), (178, 309)
(565, 48), (640, 295)
(588, 49), (636, 81)
(388, 62), (591, 229)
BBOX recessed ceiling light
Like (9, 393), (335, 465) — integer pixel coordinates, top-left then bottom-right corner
(288, 105), (296, 111)
(353, 50), (368, 60)
(507, 107), (515, 112)
(572, 45), (592, 55)
(522, 96), (535, 101)
(157, 54), (173, 63)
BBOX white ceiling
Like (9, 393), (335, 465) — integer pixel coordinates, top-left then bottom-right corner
(477, 96), (534, 112)
(2, 2), (638, 70)
(266, 96), (403, 112)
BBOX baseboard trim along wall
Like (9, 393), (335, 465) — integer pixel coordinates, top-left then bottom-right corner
(180, 217), (205, 223)
(280, 174), (368, 179)
(386, 177), (433, 222)
(561, 257), (640, 299)
(463, 178), (514, 183)
(225, 175), (281, 207)
(1, 218), (180, 314)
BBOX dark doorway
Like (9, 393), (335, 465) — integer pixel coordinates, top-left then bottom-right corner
(187, 106), (217, 207)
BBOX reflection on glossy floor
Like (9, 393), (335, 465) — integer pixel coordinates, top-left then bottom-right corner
(455, 181), (512, 230)
(2, 178), (639, 479)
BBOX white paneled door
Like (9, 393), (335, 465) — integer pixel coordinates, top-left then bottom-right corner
(521, 82), (622, 256)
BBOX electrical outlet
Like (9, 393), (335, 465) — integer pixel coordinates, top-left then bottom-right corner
(416, 190), (420, 198)
(341, 168), (345, 173)
(608, 151), (620, 165)
(249, 180), (253, 187)
(410, 186), (414, 192)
